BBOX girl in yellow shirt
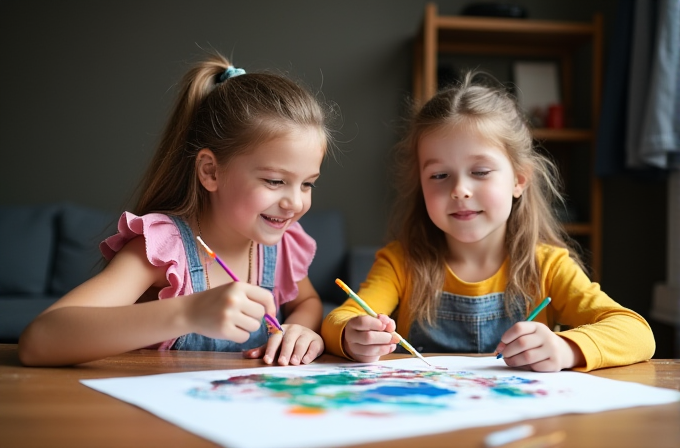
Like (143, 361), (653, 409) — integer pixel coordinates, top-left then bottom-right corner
(322, 71), (655, 372)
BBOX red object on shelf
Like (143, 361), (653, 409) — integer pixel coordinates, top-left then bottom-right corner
(547, 104), (564, 129)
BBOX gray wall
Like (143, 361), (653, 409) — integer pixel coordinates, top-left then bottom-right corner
(1, 1), (672, 355)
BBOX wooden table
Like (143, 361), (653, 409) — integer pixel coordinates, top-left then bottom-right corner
(1, 344), (678, 448)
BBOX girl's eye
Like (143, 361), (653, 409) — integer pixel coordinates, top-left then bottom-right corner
(472, 171), (491, 177)
(303, 182), (317, 189)
(265, 179), (285, 186)
(430, 173), (448, 180)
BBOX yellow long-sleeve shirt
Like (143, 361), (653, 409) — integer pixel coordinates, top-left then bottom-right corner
(322, 241), (655, 372)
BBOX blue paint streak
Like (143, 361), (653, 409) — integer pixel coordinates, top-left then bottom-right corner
(369, 382), (456, 397)
(491, 386), (532, 397)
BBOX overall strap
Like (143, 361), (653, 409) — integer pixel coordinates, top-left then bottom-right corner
(169, 216), (206, 293)
(260, 244), (277, 292)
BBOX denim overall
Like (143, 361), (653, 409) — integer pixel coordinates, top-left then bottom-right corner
(169, 216), (275, 351)
(405, 292), (526, 354)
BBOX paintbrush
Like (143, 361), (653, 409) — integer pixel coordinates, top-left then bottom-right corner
(196, 236), (283, 334)
(335, 278), (438, 369)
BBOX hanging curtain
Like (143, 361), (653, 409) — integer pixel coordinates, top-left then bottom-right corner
(597, 0), (679, 174)
(626, 0), (679, 170)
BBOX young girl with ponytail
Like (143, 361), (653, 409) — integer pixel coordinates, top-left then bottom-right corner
(20, 53), (331, 367)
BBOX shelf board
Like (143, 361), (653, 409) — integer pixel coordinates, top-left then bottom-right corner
(562, 223), (592, 235)
(532, 128), (593, 142)
(434, 16), (595, 55)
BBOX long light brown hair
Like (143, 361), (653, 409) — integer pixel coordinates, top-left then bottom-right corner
(134, 52), (332, 218)
(391, 71), (584, 325)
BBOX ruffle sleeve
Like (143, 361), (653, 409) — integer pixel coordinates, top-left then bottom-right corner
(274, 221), (317, 307)
(99, 212), (190, 300)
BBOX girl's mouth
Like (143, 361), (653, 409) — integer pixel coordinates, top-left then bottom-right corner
(451, 210), (481, 221)
(261, 214), (289, 229)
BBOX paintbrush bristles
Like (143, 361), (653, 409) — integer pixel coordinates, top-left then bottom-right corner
(398, 337), (434, 367)
(264, 314), (283, 332)
(196, 236), (216, 258)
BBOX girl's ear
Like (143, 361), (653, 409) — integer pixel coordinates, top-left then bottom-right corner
(196, 149), (219, 192)
(513, 170), (530, 198)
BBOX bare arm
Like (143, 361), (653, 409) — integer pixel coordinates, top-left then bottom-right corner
(18, 237), (275, 366)
(18, 237), (186, 365)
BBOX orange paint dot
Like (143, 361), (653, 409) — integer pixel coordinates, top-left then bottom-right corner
(286, 406), (326, 416)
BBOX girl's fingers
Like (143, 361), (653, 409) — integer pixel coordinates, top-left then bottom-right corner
(376, 314), (396, 333)
(225, 327), (251, 344)
(352, 329), (395, 346)
(242, 344), (266, 359)
(290, 335), (315, 366)
(501, 333), (543, 361)
(349, 343), (396, 363)
(348, 315), (388, 332)
(504, 344), (547, 367)
(301, 339), (324, 364)
(239, 295), (269, 321)
(495, 322), (544, 356)
(233, 283), (276, 318)
(499, 321), (539, 345)
(263, 332), (284, 365)
(277, 328), (300, 366)
(233, 313), (264, 334)
(344, 315), (397, 361)
(348, 340), (395, 358)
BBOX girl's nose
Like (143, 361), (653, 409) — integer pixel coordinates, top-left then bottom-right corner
(450, 180), (472, 199)
(280, 188), (304, 212)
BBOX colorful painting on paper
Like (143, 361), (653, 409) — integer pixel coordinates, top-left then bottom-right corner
(81, 356), (680, 448)
(187, 364), (556, 416)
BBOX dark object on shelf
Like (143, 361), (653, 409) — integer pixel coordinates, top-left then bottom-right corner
(461, 3), (528, 18)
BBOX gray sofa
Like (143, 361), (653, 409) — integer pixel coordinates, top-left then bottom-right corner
(0, 203), (118, 342)
(0, 204), (377, 343)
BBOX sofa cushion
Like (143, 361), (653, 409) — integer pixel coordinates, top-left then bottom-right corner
(0, 297), (61, 342)
(49, 203), (118, 295)
(0, 204), (59, 295)
(298, 210), (348, 304)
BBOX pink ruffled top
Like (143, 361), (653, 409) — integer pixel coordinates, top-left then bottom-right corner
(100, 212), (316, 310)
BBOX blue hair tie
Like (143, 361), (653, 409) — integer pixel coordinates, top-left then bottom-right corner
(219, 66), (246, 83)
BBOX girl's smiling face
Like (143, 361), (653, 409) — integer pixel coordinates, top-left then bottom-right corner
(418, 124), (527, 251)
(214, 125), (325, 246)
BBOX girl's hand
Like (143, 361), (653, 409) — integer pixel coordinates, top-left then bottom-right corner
(243, 324), (324, 366)
(342, 314), (399, 362)
(495, 322), (585, 372)
(185, 282), (276, 343)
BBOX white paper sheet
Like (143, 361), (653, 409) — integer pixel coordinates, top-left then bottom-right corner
(81, 356), (680, 448)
